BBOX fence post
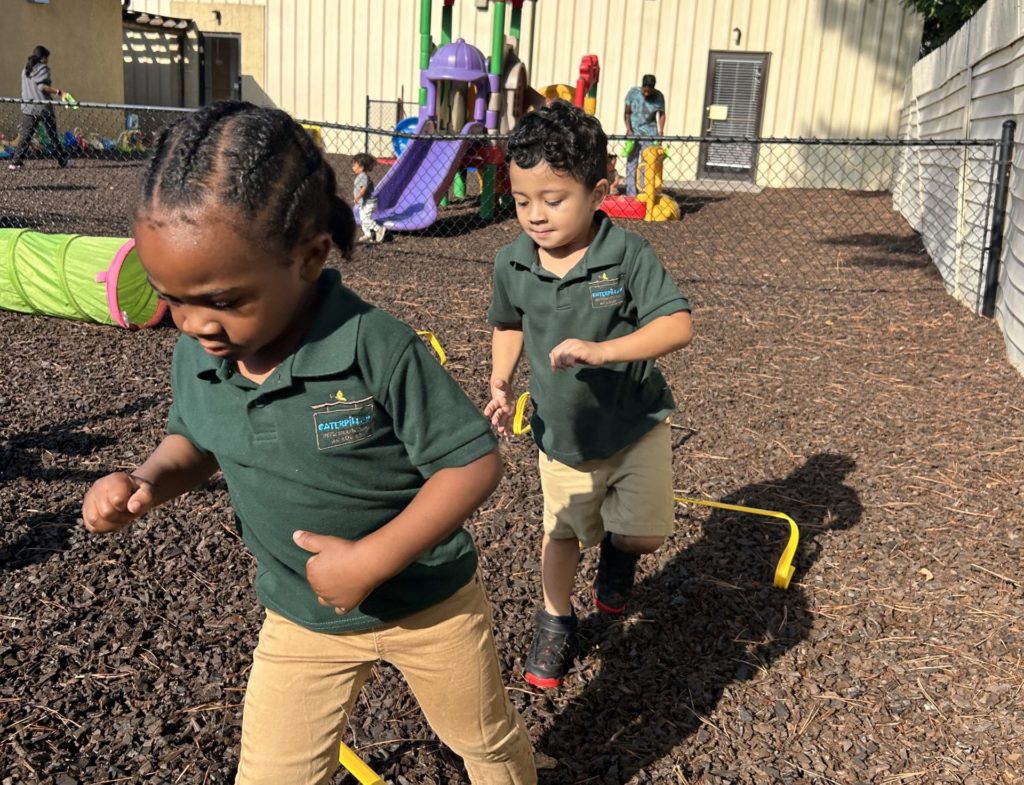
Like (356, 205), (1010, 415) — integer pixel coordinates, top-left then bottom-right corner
(364, 96), (370, 155)
(982, 119), (1016, 318)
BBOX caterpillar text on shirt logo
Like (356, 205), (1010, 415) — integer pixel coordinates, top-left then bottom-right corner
(311, 396), (375, 450)
(589, 278), (625, 308)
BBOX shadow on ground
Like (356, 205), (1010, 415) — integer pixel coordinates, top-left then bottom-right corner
(539, 453), (862, 784)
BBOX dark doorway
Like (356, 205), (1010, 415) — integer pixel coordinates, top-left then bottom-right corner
(203, 33), (241, 103)
(698, 51), (770, 182)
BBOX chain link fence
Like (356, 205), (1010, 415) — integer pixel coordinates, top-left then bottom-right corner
(364, 97), (419, 159)
(0, 97), (1004, 311)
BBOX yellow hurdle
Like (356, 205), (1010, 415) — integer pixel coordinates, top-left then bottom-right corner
(673, 495), (798, 589)
(415, 329), (447, 366)
(512, 392), (798, 588)
(339, 742), (386, 785)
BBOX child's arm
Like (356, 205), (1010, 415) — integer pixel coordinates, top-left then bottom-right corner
(293, 450), (502, 613)
(82, 434), (219, 533)
(484, 325), (524, 436)
(549, 310), (692, 370)
(353, 185), (366, 204)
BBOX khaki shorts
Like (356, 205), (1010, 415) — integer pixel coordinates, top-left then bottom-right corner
(538, 419), (675, 547)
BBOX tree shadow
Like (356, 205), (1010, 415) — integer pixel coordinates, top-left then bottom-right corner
(538, 452), (862, 784)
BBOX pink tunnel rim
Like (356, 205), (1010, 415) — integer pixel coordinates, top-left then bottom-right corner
(95, 238), (167, 329)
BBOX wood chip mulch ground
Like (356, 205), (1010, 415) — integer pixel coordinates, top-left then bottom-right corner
(2, 183), (1022, 785)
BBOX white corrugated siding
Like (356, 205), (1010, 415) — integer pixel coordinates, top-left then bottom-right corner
(896, 0), (1024, 375)
(251, 0), (920, 139)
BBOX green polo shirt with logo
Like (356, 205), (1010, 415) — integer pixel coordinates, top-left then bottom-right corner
(166, 270), (496, 633)
(488, 212), (690, 465)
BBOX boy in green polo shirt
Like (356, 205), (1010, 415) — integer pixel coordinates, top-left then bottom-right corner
(81, 102), (536, 785)
(485, 101), (693, 689)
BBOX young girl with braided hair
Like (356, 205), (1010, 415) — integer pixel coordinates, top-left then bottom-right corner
(81, 102), (536, 785)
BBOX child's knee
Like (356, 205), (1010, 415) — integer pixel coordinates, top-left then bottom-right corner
(612, 533), (664, 553)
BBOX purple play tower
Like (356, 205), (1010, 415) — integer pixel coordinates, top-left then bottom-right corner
(364, 39), (492, 232)
(419, 39), (490, 126)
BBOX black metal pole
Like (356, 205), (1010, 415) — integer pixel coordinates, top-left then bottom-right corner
(364, 95), (370, 155)
(982, 119), (1016, 317)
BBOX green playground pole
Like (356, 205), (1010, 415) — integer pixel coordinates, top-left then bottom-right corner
(419, 0), (432, 109)
(480, 1), (506, 220)
(510, 2), (522, 42)
(480, 164), (497, 219)
(439, 0), (455, 206)
(441, 1), (452, 44)
(490, 2), (506, 74)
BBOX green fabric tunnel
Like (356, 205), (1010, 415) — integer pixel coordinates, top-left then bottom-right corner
(0, 228), (166, 329)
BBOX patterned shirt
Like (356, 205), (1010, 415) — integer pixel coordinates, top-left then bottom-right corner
(624, 86), (665, 138)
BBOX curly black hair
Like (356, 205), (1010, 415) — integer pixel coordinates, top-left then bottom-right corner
(137, 101), (354, 259)
(507, 100), (608, 189)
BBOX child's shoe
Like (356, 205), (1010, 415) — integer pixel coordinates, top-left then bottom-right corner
(357, 233), (372, 244)
(593, 533), (640, 615)
(523, 608), (577, 688)
(373, 226), (387, 243)
(7, 163), (22, 171)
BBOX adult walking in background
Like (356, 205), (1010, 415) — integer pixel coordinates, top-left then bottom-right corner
(623, 74), (665, 196)
(9, 45), (70, 171)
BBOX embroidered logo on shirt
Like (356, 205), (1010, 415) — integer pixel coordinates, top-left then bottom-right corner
(589, 277), (625, 308)
(311, 396), (375, 450)
(334, 389), (347, 401)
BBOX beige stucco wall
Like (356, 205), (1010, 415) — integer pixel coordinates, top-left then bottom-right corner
(129, 0), (268, 102)
(1, 0), (125, 105)
(169, 1), (265, 86)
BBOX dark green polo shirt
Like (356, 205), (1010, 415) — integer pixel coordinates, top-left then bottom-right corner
(167, 270), (496, 633)
(488, 212), (690, 465)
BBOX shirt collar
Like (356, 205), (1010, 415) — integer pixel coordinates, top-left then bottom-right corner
(192, 269), (361, 384)
(507, 210), (624, 280)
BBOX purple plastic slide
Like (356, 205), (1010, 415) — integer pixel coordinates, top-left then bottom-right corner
(363, 119), (485, 232)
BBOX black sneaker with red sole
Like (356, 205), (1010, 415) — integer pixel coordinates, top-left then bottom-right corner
(593, 532), (640, 615)
(523, 608), (577, 688)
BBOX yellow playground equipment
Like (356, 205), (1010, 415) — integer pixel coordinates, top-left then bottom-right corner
(637, 145), (680, 222)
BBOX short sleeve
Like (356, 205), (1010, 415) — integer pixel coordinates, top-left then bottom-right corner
(624, 87), (637, 106)
(165, 341), (213, 455)
(486, 256), (521, 327)
(625, 242), (690, 325)
(382, 338), (497, 477)
(36, 65), (52, 86)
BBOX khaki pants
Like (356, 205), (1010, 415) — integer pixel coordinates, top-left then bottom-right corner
(235, 575), (536, 785)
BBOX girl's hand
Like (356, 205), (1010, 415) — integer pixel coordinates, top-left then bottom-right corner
(293, 530), (381, 614)
(549, 339), (608, 370)
(82, 473), (156, 533)
(484, 378), (515, 436)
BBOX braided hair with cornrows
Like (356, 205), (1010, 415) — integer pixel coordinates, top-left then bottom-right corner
(138, 101), (355, 259)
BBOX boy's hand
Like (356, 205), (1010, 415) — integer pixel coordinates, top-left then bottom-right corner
(549, 339), (608, 370)
(82, 473), (156, 533)
(484, 378), (515, 436)
(293, 530), (380, 614)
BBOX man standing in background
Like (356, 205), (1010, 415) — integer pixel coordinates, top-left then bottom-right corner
(623, 74), (665, 196)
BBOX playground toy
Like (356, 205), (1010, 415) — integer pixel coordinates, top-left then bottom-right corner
(602, 145), (680, 222)
(672, 494), (798, 589)
(364, 0), (599, 232)
(512, 391), (797, 588)
(416, 329), (447, 365)
(339, 742), (385, 785)
(0, 229), (166, 329)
